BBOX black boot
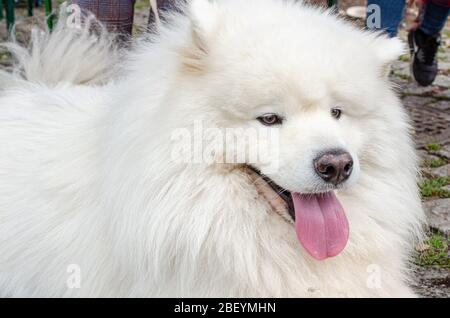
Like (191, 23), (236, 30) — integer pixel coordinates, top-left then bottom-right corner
(408, 28), (441, 87)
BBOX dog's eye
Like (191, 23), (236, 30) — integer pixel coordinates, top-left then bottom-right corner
(257, 113), (283, 126)
(331, 108), (342, 120)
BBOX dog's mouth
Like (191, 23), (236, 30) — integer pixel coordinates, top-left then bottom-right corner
(258, 172), (296, 221)
(246, 166), (349, 261)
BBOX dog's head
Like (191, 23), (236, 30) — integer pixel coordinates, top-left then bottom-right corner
(172, 0), (405, 260)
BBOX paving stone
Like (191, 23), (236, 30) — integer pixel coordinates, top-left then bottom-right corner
(440, 62), (450, 72)
(403, 99), (450, 146)
(392, 64), (411, 79)
(402, 95), (435, 108)
(421, 168), (435, 178)
(430, 164), (450, 178)
(434, 75), (450, 88)
(411, 266), (450, 298)
(429, 100), (450, 111)
(437, 144), (450, 159)
(436, 89), (450, 100)
(420, 151), (448, 177)
(392, 60), (409, 71)
(402, 83), (450, 96)
(391, 77), (411, 88)
(423, 199), (450, 235)
(418, 150), (439, 161)
(403, 83), (438, 95)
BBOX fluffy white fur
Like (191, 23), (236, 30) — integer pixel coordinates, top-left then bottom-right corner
(0, 0), (425, 297)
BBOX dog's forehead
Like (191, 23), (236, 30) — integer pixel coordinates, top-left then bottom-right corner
(212, 45), (356, 110)
(208, 5), (378, 82)
(211, 28), (372, 89)
(216, 71), (332, 115)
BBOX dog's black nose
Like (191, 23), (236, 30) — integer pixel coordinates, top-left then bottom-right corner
(314, 150), (353, 185)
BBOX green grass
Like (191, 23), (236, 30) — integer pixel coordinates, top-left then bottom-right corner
(417, 232), (450, 267)
(394, 73), (411, 81)
(425, 143), (442, 152)
(399, 55), (410, 62)
(0, 52), (8, 63)
(420, 177), (450, 198)
(422, 158), (447, 168)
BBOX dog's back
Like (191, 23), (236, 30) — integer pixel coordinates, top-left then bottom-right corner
(0, 12), (122, 296)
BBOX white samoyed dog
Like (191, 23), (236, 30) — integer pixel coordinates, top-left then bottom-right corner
(0, 0), (425, 297)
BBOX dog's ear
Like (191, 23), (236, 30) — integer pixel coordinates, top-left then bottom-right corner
(181, 0), (220, 74)
(190, 0), (219, 47)
(372, 36), (405, 77)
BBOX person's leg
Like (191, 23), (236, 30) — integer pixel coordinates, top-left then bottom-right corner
(366, 0), (405, 38)
(419, 0), (450, 36)
(72, 0), (136, 36)
(409, 1), (450, 86)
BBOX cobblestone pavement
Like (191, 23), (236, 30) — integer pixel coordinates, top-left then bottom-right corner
(392, 22), (450, 297)
(0, 0), (449, 298)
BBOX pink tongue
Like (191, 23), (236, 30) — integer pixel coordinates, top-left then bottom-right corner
(292, 192), (349, 261)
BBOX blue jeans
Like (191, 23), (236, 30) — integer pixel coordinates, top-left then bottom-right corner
(366, 0), (450, 37)
(421, 2), (450, 36)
